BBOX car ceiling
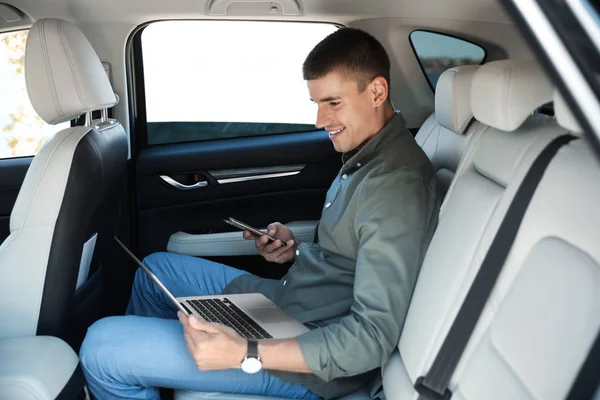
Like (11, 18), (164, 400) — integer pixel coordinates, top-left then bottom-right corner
(5, 0), (511, 25)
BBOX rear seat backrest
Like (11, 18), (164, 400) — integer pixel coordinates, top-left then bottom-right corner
(415, 65), (480, 196)
(441, 93), (600, 399)
(383, 59), (567, 399)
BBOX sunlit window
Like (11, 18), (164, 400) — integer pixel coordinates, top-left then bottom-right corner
(0, 30), (69, 159)
(141, 21), (337, 145)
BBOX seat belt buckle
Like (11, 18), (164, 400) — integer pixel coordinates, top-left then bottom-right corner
(414, 377), (452, 400)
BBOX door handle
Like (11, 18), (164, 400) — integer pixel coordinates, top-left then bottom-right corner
(159, 175), (208, 190)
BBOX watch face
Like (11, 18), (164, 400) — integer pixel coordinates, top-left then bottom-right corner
(241, 357), (262, 374)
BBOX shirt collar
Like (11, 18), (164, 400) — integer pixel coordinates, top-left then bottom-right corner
(341, 112), (405, 174)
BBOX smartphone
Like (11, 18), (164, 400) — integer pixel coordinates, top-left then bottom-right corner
(224, 217), (286, 246)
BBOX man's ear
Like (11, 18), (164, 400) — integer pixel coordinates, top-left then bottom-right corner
(370, 76), (389, 107)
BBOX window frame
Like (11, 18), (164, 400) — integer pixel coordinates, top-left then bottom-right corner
(0, 27), (73, 160)
(127, 20), (341, 150)
(0, 28), (30, 160)
(408, 29), (488, 92)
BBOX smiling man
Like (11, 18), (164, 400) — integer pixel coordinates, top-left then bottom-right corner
(80, 28), (440, 400)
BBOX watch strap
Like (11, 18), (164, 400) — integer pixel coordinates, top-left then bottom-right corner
(247, 340), (259, 359)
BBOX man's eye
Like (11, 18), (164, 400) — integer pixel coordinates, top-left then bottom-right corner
(330, 101), (341, 107)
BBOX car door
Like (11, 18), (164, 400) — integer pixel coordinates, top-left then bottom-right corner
(129, 20), (342, 280)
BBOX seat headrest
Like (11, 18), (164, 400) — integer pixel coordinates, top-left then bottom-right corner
(471, 59), (553, 131)
(553, 91), (582, 135)
(25, 18), (116, 125)
(435, 65), (479, 134)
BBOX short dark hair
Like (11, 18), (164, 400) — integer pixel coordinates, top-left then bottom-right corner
(303, 27), (391, 94)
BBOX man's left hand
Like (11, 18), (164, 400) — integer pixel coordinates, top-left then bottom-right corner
(178, 311), (247, 371)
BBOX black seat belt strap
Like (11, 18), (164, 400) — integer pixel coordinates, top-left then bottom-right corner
(566, 328), (600, 400)
(414, 134), (576, 400)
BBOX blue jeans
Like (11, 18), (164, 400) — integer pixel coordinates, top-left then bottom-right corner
(80, 252), (319, 400)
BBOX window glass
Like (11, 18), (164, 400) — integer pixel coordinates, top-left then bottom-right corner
(141, 21), (338, 145)
(0, 30), (68, 159)
(410, 30), (486, 90)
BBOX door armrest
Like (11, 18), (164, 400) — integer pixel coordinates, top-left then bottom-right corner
(167, 220), (318, 256)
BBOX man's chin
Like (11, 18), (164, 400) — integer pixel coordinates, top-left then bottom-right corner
(331, 142), (347, 153)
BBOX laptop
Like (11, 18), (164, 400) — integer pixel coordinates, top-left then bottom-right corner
(114, 237), (309, 340)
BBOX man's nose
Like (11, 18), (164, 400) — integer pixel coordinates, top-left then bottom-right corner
(315, 107), (331, 130)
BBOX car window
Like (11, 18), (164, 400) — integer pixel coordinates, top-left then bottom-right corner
(139, 21), (338, 146)
(0, 30), (69, 159)
(410, 30), (486, 90)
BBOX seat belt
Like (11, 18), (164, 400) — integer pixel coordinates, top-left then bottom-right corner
(414, 134), (576, 400)
(566, 328), (600, 400)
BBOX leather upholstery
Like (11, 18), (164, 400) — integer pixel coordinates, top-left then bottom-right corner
(25, 18), (116, 125)
(416, 65), (479, 196)
(435, 65), (479, 134)
(471, 60), (553, 132)
(383, 59), (600, 399)
(0, 18), (128, 346)
(553, 91), (582, 134)
(0, 127), (93, 339)
(0, 336), (79, 400)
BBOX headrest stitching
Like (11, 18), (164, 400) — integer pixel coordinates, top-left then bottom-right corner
(501, 63), (510, 127)
(58, 20), (89, 111)
(451, 70), (459, 135)
(40, 19), (64, 119)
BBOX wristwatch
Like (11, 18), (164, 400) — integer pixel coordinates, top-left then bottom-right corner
(240, 340), (262, 374)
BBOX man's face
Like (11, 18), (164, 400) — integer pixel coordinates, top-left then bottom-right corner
(307, 71), (380, 153)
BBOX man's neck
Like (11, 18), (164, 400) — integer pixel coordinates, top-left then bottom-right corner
(382, 103), (396, 126)
(367, 103), (397, 139)
(345, 104), (397, 159)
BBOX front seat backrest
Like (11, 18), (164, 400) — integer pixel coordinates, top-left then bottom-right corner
(0, 18), (128, 343)
(415, 65), (480, 196)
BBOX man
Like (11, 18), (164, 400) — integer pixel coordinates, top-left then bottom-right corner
(80, 27), (440, 400)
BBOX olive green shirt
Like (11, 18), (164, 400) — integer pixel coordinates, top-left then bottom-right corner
(222, 113), (440, 398)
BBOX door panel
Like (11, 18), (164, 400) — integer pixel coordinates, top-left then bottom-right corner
(0, 157), (32, 242)
(135, 129), (341, 277)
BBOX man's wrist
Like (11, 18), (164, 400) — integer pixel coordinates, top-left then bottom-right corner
(240, 339), (263, 373)
(236, 339), (248, 368)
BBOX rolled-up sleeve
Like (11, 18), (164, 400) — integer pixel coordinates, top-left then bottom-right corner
(297, 168), (431, 381)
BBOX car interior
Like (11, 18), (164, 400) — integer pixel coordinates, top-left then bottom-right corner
(0, 0), (599, 399)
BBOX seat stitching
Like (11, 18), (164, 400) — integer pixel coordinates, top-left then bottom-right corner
(502, 63), (510, 128)
(12, 128), (76, 231)
(58, 20), (89, 111)
(488, 336), (536, 398)
(40, 19), (64, 119)
(451, 70), (459, 134)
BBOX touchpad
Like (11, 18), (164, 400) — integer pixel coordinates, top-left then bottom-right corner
(249, 308), (290, 324)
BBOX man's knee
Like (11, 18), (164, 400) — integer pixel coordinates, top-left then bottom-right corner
(80, 316), (124, 377)
(132, 252), (172, 286)
(142, 251), (172, 271)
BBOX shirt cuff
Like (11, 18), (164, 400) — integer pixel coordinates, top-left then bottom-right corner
(297, 327), (331, 381)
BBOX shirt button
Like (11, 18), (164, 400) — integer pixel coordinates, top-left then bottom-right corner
(295, 250), (300, 256)
(325, 202), (331, 208)
(357, 163), (362, 167)
(342, 174), (348, 180)
(283, 280), (287, 286)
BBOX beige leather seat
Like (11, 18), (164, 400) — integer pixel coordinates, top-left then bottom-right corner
(384, 60), (599, 399)
(415, 65), (483, 197)
(0, 18), (128, 348)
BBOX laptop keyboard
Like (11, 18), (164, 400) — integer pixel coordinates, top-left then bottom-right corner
(186, 298), (273, 339)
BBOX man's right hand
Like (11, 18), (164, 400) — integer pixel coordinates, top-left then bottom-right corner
(243, 222), (297, 264)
